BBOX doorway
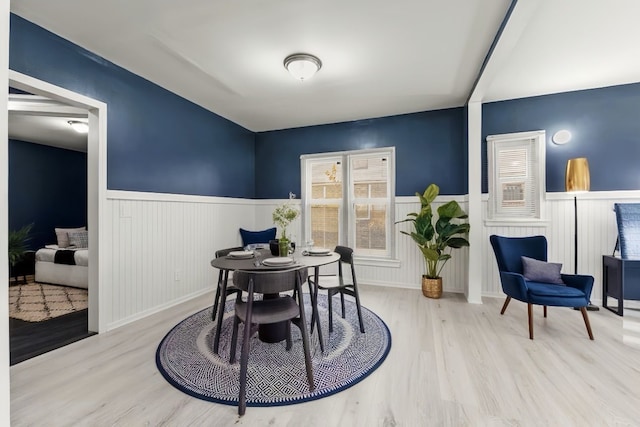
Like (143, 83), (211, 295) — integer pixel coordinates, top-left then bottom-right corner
(8, 70), (108, 347)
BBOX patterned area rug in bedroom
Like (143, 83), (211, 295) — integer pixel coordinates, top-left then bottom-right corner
(9, 283), (88, 322)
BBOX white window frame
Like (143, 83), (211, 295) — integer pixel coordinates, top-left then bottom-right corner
(301, 147), (396, 261)
(486, 130), (547, 225)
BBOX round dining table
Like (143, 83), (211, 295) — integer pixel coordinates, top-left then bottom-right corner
(210, 248), (339, 351)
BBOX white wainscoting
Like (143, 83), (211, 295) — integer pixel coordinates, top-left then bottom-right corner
(102, 190), (640, 330)
(104, 191), (255, 330)
(482, 191), (640, 304)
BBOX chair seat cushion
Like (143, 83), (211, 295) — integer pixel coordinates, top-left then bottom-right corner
(527, 281), (586, 298)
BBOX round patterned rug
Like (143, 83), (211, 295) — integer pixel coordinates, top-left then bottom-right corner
(156, 294), (391, 407)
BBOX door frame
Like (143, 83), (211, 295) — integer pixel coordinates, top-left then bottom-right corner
(9, 70), (108, 333)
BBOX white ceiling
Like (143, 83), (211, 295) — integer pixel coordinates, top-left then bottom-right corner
(8, 95), (88, 152)
(8, 0), (640, 139)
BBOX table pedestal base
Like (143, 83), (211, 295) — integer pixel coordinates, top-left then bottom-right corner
(258, 322), (288, 343)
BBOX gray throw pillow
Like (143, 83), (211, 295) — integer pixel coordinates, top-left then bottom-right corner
(68, 230), (89, 249)
(521, 256), (565, 285)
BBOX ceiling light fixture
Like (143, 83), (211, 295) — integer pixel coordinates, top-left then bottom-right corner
(284, 53), (322, 81)
(68, 120), (89, 134)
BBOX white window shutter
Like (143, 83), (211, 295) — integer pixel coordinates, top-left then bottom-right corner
(487, 131), (546, 221)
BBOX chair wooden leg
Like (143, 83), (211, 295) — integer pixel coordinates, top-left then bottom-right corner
(212, 286), (221, 321)
(308, 279), (316, 333)
(580, 307), (595, 340)
(543, 305), (547, 318)
(213, 291), (226, 354)
(213, 274), (230, 354)
(238, 284), (254, 416)
(340, 292), (346, 318)
(229, 315), (240, 364)
(327, 290), (335, 333)
(295, 279), (315, 391)
(285, 321), (292, 351)
(500, 296), (511, 315)
(353, 286), (365, 333)
(528, 303), (534, 340)
(309, 275), (325, 352)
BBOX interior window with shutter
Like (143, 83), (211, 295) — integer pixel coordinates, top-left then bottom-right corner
(487, 130), (546, 221)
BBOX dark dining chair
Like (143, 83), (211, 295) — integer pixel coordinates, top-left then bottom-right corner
(239, 227), (277, 247)
(229, 267), (314, 416)
(211, 246), (244, 354)
(308, 245), (365, 334)
(489, 235), (594, 340)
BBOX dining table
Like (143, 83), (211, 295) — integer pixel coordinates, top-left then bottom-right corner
(210, 247), (340, 353)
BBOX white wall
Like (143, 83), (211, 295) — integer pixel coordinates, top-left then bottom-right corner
(101, 189), (640, 329)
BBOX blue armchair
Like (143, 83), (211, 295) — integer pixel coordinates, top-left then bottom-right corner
(489, 235), (594, 340)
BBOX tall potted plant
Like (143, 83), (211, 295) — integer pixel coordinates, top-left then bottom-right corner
(9, 223), (34, 282)
(396, 184), (470, 298)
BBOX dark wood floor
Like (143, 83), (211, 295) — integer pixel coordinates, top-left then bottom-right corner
(10, 309), (95, 365)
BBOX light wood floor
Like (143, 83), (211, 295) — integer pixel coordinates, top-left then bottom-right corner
(10, 285), (640, 426)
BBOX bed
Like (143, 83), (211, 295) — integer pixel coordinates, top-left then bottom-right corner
(35, 227), (89, 289)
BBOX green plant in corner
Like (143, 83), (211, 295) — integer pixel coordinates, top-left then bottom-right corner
(396, 184), (470, 279)
(8, 223), (33, 267)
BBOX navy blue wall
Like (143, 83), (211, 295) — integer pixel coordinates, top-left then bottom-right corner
(9, 140), (87, 250)
(483, 83), (640, 193)
(255, 108), (467, 198)
(9, 14), (255, 198)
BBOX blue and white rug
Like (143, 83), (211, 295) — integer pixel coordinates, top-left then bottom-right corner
(156, 294), (391, 406)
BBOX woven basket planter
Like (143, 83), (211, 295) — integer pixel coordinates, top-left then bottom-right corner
(422, 276), (442, 299)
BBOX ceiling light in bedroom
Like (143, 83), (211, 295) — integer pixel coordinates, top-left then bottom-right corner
(284, 53), (322, 81)
(68, 120), (89, 134)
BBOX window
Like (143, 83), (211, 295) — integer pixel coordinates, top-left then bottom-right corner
(301, 148), (395, 259)
(487, 130), (546, 221)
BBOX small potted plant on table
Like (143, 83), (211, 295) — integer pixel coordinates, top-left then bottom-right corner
(272, 201), (300, 257)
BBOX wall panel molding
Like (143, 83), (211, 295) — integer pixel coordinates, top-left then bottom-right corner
(104, 190), (638, 329)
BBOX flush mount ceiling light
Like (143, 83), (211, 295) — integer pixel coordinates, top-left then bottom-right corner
(68, 120), (89, 134)
(283, 53), (322, 81)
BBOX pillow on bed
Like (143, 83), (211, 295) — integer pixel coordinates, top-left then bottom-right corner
(55, 227), (86, 248)
(68, 230), (89, 249)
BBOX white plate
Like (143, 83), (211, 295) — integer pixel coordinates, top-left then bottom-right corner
(308, 248), (330, 255)
(228, 251), (254, 259)
(262, 257), (294, 266)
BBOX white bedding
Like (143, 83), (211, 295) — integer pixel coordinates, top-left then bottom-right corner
(35, 245), (89, 289)
(36, 246), (89, 267)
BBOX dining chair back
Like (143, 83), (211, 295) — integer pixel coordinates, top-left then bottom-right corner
(229, 267), (314, 416)
(309, 245), (365, 334)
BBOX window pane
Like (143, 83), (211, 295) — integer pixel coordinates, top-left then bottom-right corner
(351, 157), (387, 198)
(310, 204), (340, 249)
(354, 204), (387, 255)
(304, 148), (394, 259)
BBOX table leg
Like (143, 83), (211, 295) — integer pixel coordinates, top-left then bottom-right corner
(310, 266), (324, 352)
(213, 272), (228, 354)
